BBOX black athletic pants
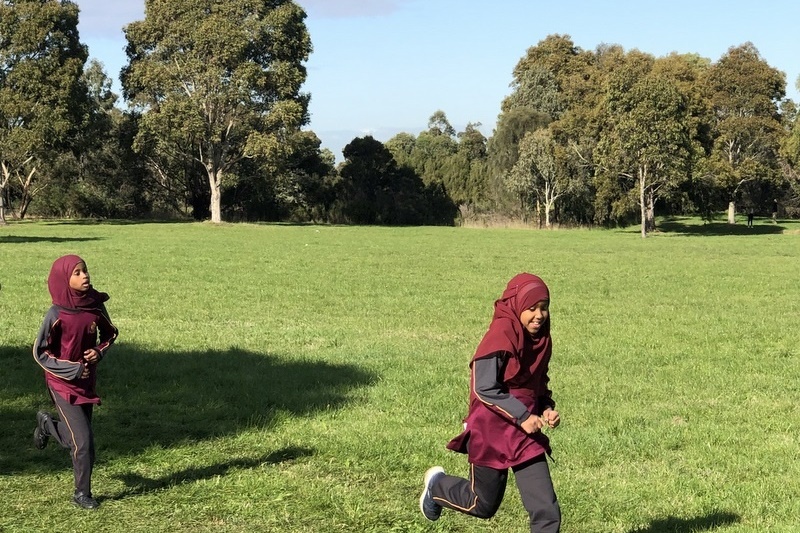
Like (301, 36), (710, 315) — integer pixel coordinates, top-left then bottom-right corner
(431, 454), (560, 533)
(43, 389), (96, 495)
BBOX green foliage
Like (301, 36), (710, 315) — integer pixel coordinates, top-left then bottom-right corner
(122, 0), (313, 223)
(703, 43), (785, 205)
(223, 131), (337, 222)
(335, 135), (457, 225)
(596, 58), (694, 236)
(0, 0), (89, 221)
(386, 115), (490, 208)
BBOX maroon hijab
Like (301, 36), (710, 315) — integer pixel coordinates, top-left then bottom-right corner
(48, 255), (109, 311)
(472, 273), (551, 362)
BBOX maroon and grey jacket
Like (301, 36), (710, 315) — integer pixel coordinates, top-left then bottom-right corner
(32, 304), (118, 405)
(446, 273), (555, 469)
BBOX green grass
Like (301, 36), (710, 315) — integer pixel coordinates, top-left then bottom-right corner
(1, 216), (799, 532)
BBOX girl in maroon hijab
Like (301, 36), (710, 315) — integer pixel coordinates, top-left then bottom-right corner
(419, 273), (561, 532)
(32, 255), (118, 510)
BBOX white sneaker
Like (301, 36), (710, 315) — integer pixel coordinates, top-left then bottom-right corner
(419, 466), (445, 521)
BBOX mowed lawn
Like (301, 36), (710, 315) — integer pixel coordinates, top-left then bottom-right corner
(1, 218), (799, 532)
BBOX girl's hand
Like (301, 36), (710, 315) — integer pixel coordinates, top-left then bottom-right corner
(542, 408), (560, 428)
(83, 348), (100, 363)
(520, 414), (545, 434)
(80, 364), (91, 379)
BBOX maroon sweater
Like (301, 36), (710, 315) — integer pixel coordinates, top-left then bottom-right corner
(32, 304), (118, 405)
(446, 273), (555, 469)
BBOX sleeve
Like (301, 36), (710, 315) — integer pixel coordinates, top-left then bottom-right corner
(94, 303), (118, 359)
(472, 353), (532, 424)
(537, 359), (556, 414)
(31, 307), (84, 381)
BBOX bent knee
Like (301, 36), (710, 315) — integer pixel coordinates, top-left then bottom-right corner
(472, 501), (501, 519)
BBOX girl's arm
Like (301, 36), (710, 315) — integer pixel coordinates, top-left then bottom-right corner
(538, 360), (559, 428)
(472, 353), (532, 425)
(537, 361), (556, 413)
(32, 307), (84, 380)
(93, 303), (119, 359)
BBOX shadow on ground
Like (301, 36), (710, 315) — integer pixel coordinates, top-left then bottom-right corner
(656, 217), (785, 236)
(0, 344), (377, 473)
(628, 511), (740, 532)
(105, 446), (314, 501)
(0, 235), (104, 244)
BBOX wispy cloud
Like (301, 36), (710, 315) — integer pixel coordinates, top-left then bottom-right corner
(297, 0), (416, 18)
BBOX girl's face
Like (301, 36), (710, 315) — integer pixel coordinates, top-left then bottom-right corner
(519, 300), (549, 336)
(68, 262), (91, 292)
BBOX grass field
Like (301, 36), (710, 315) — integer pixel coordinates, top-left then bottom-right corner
(1, 216), (799, 532)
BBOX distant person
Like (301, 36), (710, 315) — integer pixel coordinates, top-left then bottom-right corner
(32, 255), (118, 510)
(747, 206), (754, 228)
(772, 199), (778, 223)
(419, 273), (561, 532)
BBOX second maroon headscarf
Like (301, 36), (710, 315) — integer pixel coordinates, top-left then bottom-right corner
(47, 254), (109, 311)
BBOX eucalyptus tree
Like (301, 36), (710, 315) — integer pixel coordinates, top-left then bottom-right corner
(504, 34), (596, 118)
(453, 122), (488, 205)
(122, 0), (312, 223)
(595, 51), (693, 237)
(508, 128), (570, 227)
(780, 80), (800, 201)
(500, 35), (601, 223)
(649, 53), (715, 218)
(702, 43), (785, 223)
(385, 132), (416, 169)
(0, 0), (88, 222)
(386, 121), (488, 208)
(404, 111), (459, 202)
(335, 135), (455, 225)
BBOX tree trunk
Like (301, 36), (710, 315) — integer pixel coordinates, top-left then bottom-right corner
(0, 164), (9, 225)
(727, 201), (736, 224)
(645, 189), (656, 233)
(0, 190), (7, 225)
(640, 170), (647, 238)
(18, 196), (31, 219)
(208, 167), (222, 223)
(545, 201), (551, 228)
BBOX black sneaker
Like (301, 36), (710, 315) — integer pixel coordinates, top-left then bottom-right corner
(419, 466), (445, 521)
(33, 411), (51, 450)
(72, 492), (100, 510)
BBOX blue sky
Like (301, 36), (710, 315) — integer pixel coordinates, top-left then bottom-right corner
(76, 0), (800, 161)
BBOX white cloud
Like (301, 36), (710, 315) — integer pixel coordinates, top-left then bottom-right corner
(297, 0), (416, 18)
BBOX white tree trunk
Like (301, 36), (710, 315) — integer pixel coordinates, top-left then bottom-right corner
(640, 169), (647, 238)
(545, 200), (551, 228)
(208, 169), (222, 223)
(727, 201), (736, 224)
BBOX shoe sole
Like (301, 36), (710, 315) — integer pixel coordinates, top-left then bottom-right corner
(419, 466), (445, 520)
(33, 428), (48, 450)
(72, 501), (99, 510)
(34, 412), (50, 449)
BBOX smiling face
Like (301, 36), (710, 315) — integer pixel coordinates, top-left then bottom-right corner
(68, 261), (90, 292)
(519, 300), (549, 336)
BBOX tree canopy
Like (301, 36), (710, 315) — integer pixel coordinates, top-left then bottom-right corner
(122, 0), (312, 223)
(0, 0), (88, 222)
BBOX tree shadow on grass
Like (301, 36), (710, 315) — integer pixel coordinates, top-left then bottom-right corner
(627, 511), (740, 532)
(0, 344), (377, 473)
(39, 219), (196, 226)
(656, 217), (784, 236)
(105, 446), (313, 501)
(0, 235), (104, 244)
